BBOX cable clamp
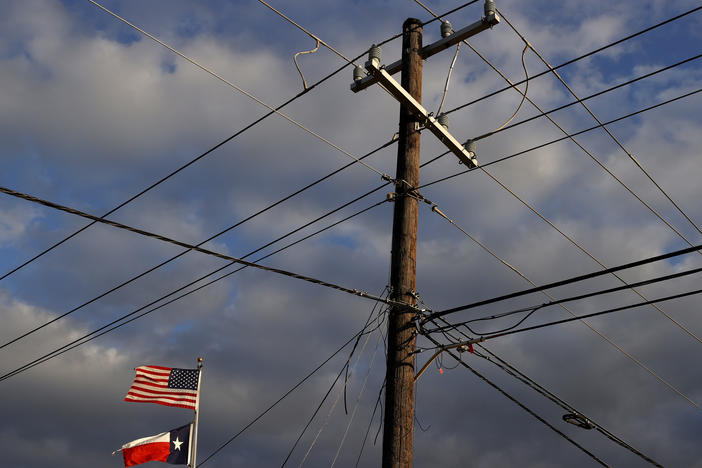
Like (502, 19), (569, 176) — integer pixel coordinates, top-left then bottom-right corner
(456, 343), (474, 354)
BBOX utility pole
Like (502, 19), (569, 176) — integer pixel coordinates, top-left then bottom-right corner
(383, 18), (423, 468)
(350, 4), (499, 466)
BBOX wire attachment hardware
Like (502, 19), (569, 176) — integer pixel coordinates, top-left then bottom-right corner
(563, 413), (594, 430)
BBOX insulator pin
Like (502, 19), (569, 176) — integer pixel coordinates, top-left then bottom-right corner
(353, 65), (364, 82)
(438, 113), (449, 129)
(440, 20), (452, 38)
(484, 0), (496, 18)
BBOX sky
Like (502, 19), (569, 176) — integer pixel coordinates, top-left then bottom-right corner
(1, 0), (701, 466)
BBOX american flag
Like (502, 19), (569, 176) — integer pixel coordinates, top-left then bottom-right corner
(124, 365), (200, 410)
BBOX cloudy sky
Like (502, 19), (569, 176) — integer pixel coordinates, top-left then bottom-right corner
(1, 0), (701, 466)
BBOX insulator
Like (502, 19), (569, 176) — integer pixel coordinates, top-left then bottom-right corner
(466, 139), (477, 156)
(368, 44), (381, 63)
(484, 0), (496, 17)
(438, 113), (449, 129)
(440, 20), (452, 38)
(353, 65), (364, 82)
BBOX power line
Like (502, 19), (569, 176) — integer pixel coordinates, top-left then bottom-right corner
(444, 5), (702, 115)
(427, 264), (702, 336)
(0, 198), (389, 383)
(420, 87), (702, 189)
(417, 197), (701, 409)
(88, 0), (391, 181)
(447, 285), (702, 346)
(423, 241), (702, 323)
(425, 316), (662, 465)
(0, 185), (399, 307)
(499, 7), (702, 238)
(410, 24), (702, 343)
(282, 298), (387, 466)
(197, 318), (378, 466)
(0, 6), (381, 288)
(473, 52), (702, 142)
(0, 138), (396, 351)
(421, 333), (611, 467)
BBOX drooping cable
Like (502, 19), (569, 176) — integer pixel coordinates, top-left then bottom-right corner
(498, 7), (702, 238)
(473, 344), (663, 466)
(0, 198), (390, 383)
(282, 295), (387, 467)
(428, 265), (702, 336)
(354, 378), (385, 467)
(197, 318), (378, 466)
(474, 52), (702, 141)
(436, 43), (461, 116)
(420, 88), (702, 188)
(87, 0), (391, 181)
(0, 138), (397, 351)
(417, 200), (702, 409)
(421, 333), (611, 466)
(404, 14), (702, 343)
(0, 185), (399, 307)
(444, 5), (702, 115)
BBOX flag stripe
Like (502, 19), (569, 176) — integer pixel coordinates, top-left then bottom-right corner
(121, 431), (170, 449)
(124, 365), (200, 410)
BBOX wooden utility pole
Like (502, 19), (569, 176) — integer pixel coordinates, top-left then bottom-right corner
(382, 18), (423, 468)
(351, 6), (499, 466)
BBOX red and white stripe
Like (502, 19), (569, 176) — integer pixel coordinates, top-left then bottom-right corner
(124, 365), (198, 410)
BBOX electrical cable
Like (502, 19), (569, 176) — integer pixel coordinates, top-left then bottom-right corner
(408, 20), (702, 344)
(0, 198), (390, 383)
(282, 296), (386, 467)
(421, 333), (611, 467)
(196, 318), (376, 466)
(0, 137), (397, 351)
(436, 43), (461, 116)
(424, 241), (702, 323)
(417, 199), (702, 409)
(354, 378), (385, 467)
(0, 185), (400, 307)
(330, 326), (384, 467)
(472, 344), (664, 466)
(499, 7), (702, 238)
(420, 87), (702, 188)
(0, 18), (373, 288)
(457, 285), (702, 346)
(472, 52), (702, 141)
(431, 264), (702, 335)
(88, 0), (391, 181)
(444, 5), (702, 115)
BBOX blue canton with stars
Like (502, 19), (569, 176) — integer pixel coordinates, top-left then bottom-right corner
(168, 368), (199, 390)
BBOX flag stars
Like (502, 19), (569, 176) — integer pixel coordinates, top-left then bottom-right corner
(172, 437), (184, 451)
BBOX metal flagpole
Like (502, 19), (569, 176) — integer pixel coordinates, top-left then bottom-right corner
(191, 357), (203, 468)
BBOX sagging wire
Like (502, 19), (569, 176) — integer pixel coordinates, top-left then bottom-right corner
(437, 43), (462, 116)
(294, 38), (320, 90)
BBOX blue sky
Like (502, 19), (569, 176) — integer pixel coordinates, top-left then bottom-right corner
(1, 0), (702, 466)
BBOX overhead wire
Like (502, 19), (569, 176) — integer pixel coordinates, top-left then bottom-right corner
(472, 344), (663, 466)
(282, 295), (387, 467)
(330, 324), (385, 467)
(0, 197), (390, 383)
(0, 12), (376, 288)
(0, 137), (397, 351)
(412, 2), (702, 344)
(0, 185), (399, 307)
(425, 314), (663, 467)
(87, 0), (391, 180)
(443, 5), (702, 115)
(428, 261), (702, 336)
(420, 87), (702, 188)
(197, 316), (381, 466)
(354, 378), (385, 467)
(440, 285), (702, 346)
(498, 7), (702, 238)
(417, 199), (702, 410)
(421, 332), (611, 467)
(472, 53), (702, 141)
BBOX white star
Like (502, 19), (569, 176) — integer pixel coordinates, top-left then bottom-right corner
(172, 436), (184, 451)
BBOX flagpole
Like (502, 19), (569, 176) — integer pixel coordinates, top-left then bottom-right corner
(191, 357), (203, 468)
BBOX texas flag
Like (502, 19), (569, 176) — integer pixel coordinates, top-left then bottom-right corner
(117, 424), (191, 467)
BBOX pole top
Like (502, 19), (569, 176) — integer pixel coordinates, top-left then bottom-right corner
(403, 17), (423, 28)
